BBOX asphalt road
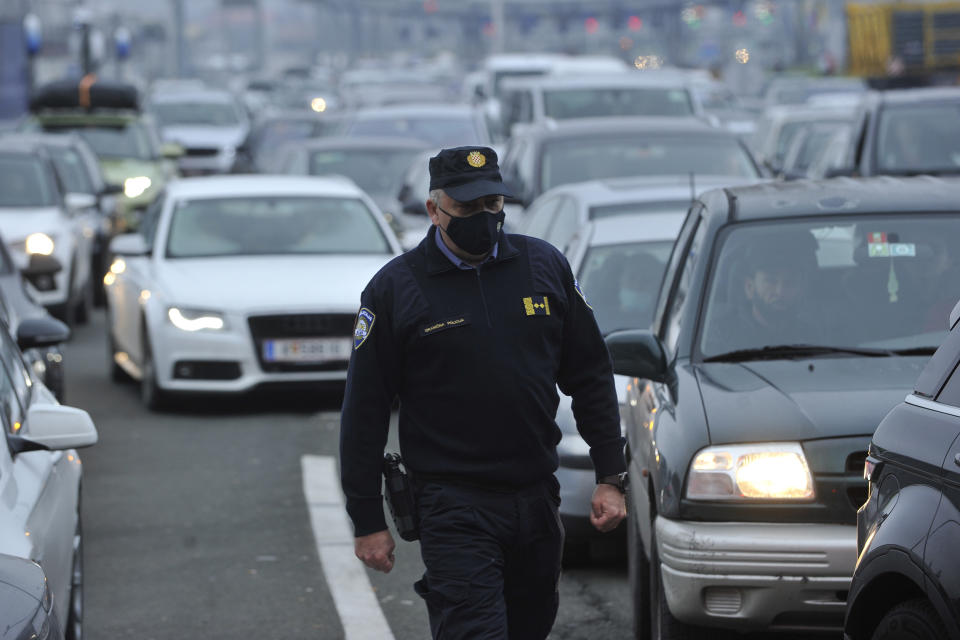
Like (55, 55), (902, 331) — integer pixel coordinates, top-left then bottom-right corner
(66, 309), (633, 639)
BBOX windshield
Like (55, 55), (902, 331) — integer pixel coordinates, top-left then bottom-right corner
(46, 124), (154, 160)
(348, 116), (482, 147)
(541, 136), (757, 191)
(0, 155), (58, 207)
(166, 196), (392, 258)
(152, 101), (242, 127)
(699, 216), (960, 358)
(50, 148), (95, 194)
(877, 104), (960, 174)
(578, 241), (673, 335)
(309, 149), (421, 196)
(543, 88), (693, 119)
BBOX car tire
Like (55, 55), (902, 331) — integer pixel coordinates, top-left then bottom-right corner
(649, 520), (711, 640)
(628, 507), (651, 639)
(65, 513), (83, 640)
(871, 598), (949, 640)
(140, 330), (168, 411)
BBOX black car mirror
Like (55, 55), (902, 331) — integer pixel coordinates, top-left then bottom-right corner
(605, 329), (670, 382)
(17, 316), (70, 351)
(22, 254), (62, 278)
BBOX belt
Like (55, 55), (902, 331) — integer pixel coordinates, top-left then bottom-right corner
(411, 471), (548, 495)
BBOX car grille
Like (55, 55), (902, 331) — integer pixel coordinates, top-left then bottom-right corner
(184, 147), (219, 157)
(172, 360), (241, 380)
(248, 313), (355, 373)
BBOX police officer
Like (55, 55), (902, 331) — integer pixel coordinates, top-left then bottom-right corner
(339, 146), (627, 640)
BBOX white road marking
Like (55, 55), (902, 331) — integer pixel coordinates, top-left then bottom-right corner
(301, 455), (396, 640)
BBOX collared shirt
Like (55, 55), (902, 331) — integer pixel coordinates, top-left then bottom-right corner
(434, 227), (498, 270)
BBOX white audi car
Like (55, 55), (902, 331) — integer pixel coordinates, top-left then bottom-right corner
(104, 175), (402, 409)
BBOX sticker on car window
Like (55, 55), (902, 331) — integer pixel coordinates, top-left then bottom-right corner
(867, 232), (915, 258)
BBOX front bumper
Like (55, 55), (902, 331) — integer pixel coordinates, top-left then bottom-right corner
(656, 517), (856, 632)
(151, 318), (350, 394)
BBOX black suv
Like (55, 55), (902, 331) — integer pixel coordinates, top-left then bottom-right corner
(845, 300), (960, 640)
(605, 176), (960, 638)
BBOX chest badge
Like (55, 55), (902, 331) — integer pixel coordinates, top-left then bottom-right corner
(523, 295), (551, 316)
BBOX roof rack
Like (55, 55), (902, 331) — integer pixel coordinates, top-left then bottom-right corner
(29, 76), (140, 113)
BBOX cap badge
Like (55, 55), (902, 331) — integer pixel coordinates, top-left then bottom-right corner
(467, 151), (487, 168)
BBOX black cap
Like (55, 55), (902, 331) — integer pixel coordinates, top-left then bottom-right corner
(429, 146), (514, 202)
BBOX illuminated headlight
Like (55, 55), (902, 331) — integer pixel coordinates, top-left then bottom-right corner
(25, 233), (55, 256)
(686, 442), (814, 501)
(168, 307), (226, 332)
(124, 176), (152, 198)
(311, 97), (327, 113)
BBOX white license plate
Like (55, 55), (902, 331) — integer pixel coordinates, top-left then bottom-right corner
(262, 338), (352, 363)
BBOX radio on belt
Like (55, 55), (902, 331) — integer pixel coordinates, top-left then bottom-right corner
(382, 453), (420, 541)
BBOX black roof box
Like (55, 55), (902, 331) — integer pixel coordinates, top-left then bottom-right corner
(29, 78), (140, 112)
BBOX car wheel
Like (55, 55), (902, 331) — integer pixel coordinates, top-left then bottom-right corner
(65, 514), (83, 640)
(649, 520), (711, 640)
(628, 507), (651, 639)
(871, 598), (949, 640)
(140, 331), (168, 411)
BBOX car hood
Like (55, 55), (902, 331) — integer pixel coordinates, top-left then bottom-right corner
(156, 254), (391, 313)
(161, 125), (246, 149)
(0, 208), (63, 244)
(695, 357), (926, 443)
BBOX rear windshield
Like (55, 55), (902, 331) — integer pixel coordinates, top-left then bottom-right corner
(44, 123), (154, 160)
(166, 196), (392, 258)
(0, 155), (58, 207)
(308, 149), (422, 197)
(543, 88), (693, 119)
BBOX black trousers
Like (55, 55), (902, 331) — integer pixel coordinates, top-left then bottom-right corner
(413, 477), (565, 640)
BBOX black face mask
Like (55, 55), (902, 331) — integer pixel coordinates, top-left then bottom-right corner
(437, 205), (505, 256)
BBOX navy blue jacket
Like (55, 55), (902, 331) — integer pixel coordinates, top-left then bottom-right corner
(340, 227), (626, 536)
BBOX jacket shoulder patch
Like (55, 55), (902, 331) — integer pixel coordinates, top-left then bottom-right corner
(354, 308), (376, 350)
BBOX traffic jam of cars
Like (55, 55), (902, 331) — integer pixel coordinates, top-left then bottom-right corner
(4, 1), (960, 638)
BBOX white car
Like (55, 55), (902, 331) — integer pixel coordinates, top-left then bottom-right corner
(0, 141), (97, 325)
(521, 174), (763, 253)
(553, 212), (684, 560)
(104, 175), (402, 409)
(0, 313), (98, 640)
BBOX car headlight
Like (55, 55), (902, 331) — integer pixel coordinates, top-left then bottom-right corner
(25, 232), (55, 256)
(168, 307), (226, 332)
(124, 176), (152, 198)
(686, 442), (814, 501)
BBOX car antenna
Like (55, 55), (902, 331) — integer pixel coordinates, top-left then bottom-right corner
(689, 172), (696, 205)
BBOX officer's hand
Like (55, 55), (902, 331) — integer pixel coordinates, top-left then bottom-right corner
(590, 484), (626, 533)
(355, 529), (396, 573)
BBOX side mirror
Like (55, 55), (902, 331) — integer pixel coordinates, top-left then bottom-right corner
(605, 329), (670, 382)
(10, 404), (98, 454)
(110, 233), (149, 256)
(161, 142), (185, 159)
(17, 316), (70, 351)
(65, 192), (97, 212)
(22, 254), (62, 279)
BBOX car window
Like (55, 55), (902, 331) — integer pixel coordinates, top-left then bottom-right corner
(47, 124), (154, 161)
(308, 148), (423, 197)
(541, 134), (758, 192)
(140, 191), (165, 250)
(876, 103), (960, 174)
(662, 218), (708, 353)
(166, 196), (392, 258)
(543, 88), (693, 119)
(578, 240), (673, 335)
(699, 215), (960, 357)
(348, 116), (482, 147)
(543, 197), (581, 250)
(936, 358), (960, 406)
(0, 333), (28, 434)
(151, 101), (243, 127)
(0, 155), (58, 207)
(50, 148), (95, 194)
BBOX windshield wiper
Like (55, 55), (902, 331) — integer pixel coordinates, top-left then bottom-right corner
(703, 344), (937, 363)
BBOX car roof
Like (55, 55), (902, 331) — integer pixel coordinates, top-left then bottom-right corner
(0, 139), (45, 155)
(502, 73), (691, 91)
(761, 105), (857, 121)
(719, 176), (960, 222)
(289, 136), (432, 152)
(587, 212), (687, 246)
(874, 86), (960, 106)
(0, 131), (84, 149)
(165, 175), (368, 200)
(546, 175), (762, 207)
(524, 116), (728, 141)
